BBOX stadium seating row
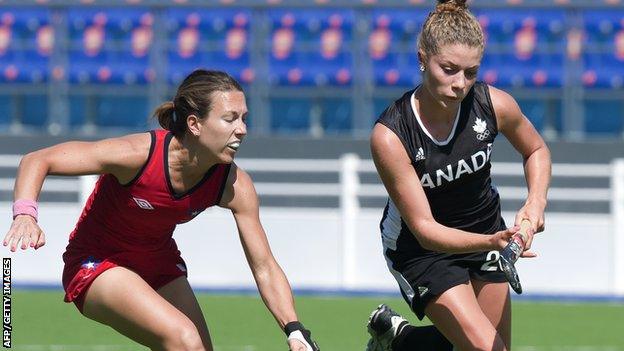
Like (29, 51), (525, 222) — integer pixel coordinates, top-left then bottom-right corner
(0, 8), (622, 88)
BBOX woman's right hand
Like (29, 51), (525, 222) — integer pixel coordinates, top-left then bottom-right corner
(3, 215), (45, 251)
(490, 225), (537, 258)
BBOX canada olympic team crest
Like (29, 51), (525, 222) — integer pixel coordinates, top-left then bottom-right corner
(473, 117), (490, 141)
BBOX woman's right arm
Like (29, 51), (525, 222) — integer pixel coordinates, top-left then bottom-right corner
(371, 123), (517, 254)
(5, 132), (152, 251)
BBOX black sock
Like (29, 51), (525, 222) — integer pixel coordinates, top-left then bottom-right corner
(391, 325), (453, 351)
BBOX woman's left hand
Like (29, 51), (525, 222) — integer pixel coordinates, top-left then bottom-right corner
(514, 198), (546, 251)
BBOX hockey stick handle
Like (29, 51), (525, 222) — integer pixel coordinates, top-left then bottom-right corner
(514, 219), (532, 247)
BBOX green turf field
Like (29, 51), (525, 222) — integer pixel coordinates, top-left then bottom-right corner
(10, 290), (624, 350)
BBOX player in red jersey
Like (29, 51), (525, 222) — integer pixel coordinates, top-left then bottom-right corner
(3, 70), (319, 351)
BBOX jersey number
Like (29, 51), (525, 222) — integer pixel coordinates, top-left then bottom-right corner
(480, 250), (500, 272)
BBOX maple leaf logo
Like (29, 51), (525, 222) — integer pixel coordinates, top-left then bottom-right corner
(473, 118), (487, 134)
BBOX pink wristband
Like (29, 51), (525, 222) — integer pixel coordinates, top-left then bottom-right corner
(12, 199), (38, 222)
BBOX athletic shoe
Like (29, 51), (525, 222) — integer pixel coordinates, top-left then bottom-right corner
(365, 304), (409, 351)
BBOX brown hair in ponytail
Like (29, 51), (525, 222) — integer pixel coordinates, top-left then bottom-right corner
(152, 70), (243, 137)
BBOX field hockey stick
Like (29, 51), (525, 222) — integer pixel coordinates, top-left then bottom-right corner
(499, 219), (531, 294)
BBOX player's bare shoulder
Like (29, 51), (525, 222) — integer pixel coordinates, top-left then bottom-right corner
(98, 132), (154, 182)
(219, 163), (259, 212)
(370, 123), (410, 167)
(486, 84), (523, 131)
(119, 131), (152, 159)
(371, 123), (399, 153)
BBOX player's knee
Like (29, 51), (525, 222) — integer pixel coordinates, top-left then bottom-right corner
(163, 322), (205, 351)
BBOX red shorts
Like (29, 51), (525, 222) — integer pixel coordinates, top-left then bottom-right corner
(62, 248), (188, 313)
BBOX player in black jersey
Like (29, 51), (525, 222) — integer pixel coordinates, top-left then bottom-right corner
(365, 1), (551, 351)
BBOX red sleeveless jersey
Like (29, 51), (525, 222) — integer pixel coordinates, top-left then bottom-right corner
(66, 129), (231, 253)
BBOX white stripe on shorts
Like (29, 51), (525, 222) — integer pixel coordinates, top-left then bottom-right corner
(381, 198), (402, 251)
(384, 253), (415, 305)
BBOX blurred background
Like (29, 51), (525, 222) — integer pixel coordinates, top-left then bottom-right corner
(1, 0), (623, 350)
(0, 0), (622, 138)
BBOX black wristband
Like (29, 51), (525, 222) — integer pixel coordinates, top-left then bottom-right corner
(284, 321), (305, 336)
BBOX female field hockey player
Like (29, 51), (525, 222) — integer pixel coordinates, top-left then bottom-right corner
(365, 1), (551, 350)
(4, 70), (319, 351)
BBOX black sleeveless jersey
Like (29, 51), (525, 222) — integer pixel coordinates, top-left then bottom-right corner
(377, 82), (505, 257)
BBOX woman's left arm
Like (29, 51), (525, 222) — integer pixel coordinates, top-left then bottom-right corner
(490, 86), (552, 245)
(219, 164), (318, 351)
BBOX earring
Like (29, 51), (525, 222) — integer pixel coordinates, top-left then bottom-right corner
(419, 64), (425, 72)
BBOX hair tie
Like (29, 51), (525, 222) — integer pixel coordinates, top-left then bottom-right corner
(171, 101), (178, 123)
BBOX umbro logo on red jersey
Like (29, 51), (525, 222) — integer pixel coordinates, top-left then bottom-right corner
(133, 197), (154, 210)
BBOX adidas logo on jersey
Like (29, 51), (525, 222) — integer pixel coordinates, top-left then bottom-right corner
(133, 197), (154, 210)
(415, 147), (425, 161)
(473, 117), (491, 141)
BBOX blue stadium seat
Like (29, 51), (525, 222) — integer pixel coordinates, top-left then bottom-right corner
(270, 98), (311, 132)
(582, 10), (624, 45)
(164, 9), (250, 50)
(165, 8), (250, 84)
(114, 52), (154, 85)
(67, 8), (153, 39)
(69, 95), (149, 130)
(368, 9), (427, 87)
(167, 49), (203, 85)
(305, 52), (353, 86)
(95, 95), (149, 129)
(0, 50), (50, 84)
(21, 94), (48, 127)
(205, 51), (253, 85)
(268, 24), (304, 85)
(515, 98), (562, 134)
(371, 51), (402, 86)
(115, 16), (154, 85)
(165, 8), (250, 42)
(370, 9), (428, 46)
(583, 100), (623, 136)
(21, 49), (49, 83)
(580, 11), (624, 89)
(268, 9), (353, 44)
(0, 53), (23, 83)
(478, 52), (501, 85)
(67, 8), (114, 84)
(268, 62), (314, 87)
(0, 8), (52, 83)
(268, 9), (353, 87)
(474, 9), (566, 46)
(270, 51), (352, 87)
(582, 52), (624, 89)
(1, 8), (51, 40)
(487, 52), (563, 88)
(517, 99), (546, 131)
(68, 50), (118, 84)
(321, 98), (352, 133)
(269, 51), (309, 86)
(371, 51), (421, 88)
(68, 8), (154, 85)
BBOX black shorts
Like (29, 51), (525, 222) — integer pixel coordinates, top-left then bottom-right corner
(385, 250), (508, 320)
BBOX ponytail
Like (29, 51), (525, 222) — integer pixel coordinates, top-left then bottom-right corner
(153, 101), (185, 135)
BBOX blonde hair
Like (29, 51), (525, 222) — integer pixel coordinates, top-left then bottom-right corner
(418, 0), (484, 59)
